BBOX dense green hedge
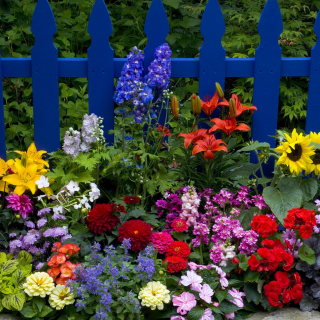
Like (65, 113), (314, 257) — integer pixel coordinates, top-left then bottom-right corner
(0, 0), (319, 153)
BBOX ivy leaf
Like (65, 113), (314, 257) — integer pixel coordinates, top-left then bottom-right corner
(298, 244), (316, 265)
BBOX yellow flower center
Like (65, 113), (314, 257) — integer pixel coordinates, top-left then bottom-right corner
(174, 247), (180, 252)
(37, 278), (45, 285)
(59, 291), (67, 300)
(134, 230), (138, 234)
(152, 289), (158, 295)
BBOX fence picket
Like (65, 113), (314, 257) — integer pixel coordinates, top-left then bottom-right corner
(305, 9), (320, 134)
(251, 0), (283, 176)
(87, 0), (114, 144)
(199, 0), (226, 119)
(31, 0), (60, 153)
(0, 51), (5, 160)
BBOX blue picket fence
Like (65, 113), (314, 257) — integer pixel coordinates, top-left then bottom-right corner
(0, 0), (320, 161)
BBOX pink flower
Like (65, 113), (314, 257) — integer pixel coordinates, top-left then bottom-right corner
(172, 292), (197, 315)
(188, 262), (198, 270)
(199, 284), (214, 303)
(213, 302), (219, 307)
(170, 317), (186, 320)
(180, 271), (203, 288)
(199, 309), (215, 320)
(151, 232), (174, 254)
(228, 288), (246, 308)
(225, 313), (235, 319)
(6, 194), (33, 219)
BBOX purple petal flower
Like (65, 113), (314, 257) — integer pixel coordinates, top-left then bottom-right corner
(37, 218), (47, 228)
(24, 221), (35, 229)
(37, 208), (51, 217)
(6, 194), (33, 219)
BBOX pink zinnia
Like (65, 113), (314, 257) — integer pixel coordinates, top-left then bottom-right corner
(172, 292), (197, 315)
(6, 194), (33, 219)
(151, 232), (174, 254)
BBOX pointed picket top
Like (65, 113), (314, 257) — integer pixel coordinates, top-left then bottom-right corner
(144, 0), (170, 70)
(257, 0), (283, 46)
(88, 0), (113, 44)
(312, 9), (320, 51)
(31, 0), (57, 42)
(200, 0), (226, 47)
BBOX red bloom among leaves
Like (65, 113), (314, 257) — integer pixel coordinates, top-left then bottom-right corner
(192, 135), (228, 159)
(250, 214), (278, 238)
(178, 129), (208, 148)
(284, 208), (316, 239)
(163, 256), (187, 273)
(171, 219), (188, 232)
(219, 94), (257, 117)
(264, 271), (303, 308)
(118, 219), (152, 252)
(157, 125), (171, 137)
(58, 243), (80, 258)
(209, 116), (250, 136)
(200, 92), (227, 117)
(87, 203), (126, 235)
(165, 241), (191, 259)
(124, 196), (140, 205)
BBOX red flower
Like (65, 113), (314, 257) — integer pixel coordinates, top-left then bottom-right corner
(261, 239), (284, 249)
(248, 255), (260, 271)
(275, 271), (290, 289)
(165, 241), (191, 259)
(118, 219), (152, 252)
(87, 204), (125, 235)
(124, 196), (140, 205)
(281, 251), (294, 271)
(219, 94), (257, 117)
(299, 225), (313, 239)
(250, 215), (278, 238)
(171, 219), (188, 232)
(163, 256), (187, 273)
(157, 125), (171, 137)
(178, 129), (208, 148)
(192, 135), (228, 159)
(200, 92), (227, 117)
(209, 116), (250, 136)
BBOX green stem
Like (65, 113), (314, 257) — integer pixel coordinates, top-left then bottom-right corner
(270, 174), (279, 187)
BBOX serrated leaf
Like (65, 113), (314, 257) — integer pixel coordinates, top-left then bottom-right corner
(219, 300), (241, 313)
(0, 252), (7, 264)
(12, 269), (26, 286)
(244, 283), (261, 304)
(1, 260), (18, 275)
(244, 269), (260, 282)
(215, 288), (228, 303)
(75, 154), (97, 171)
(18, 250), (32, 265)
(75, 171), (93, 183)
(3, 293), (25, 311)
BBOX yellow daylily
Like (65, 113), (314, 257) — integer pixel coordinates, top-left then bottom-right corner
(15, 143), (49, 168)
(2, 162), (42, 195)
(0, 181), (9, 193)
(0, 158), (8, 177)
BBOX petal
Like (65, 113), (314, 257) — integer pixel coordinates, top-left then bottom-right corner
(235, 124), (250, 132)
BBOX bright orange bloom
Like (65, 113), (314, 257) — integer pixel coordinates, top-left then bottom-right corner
(58, 243), (80, 257)
(192, 135), (228, 159)
(52, 242), (61, 252)
(48, 253), (67, 267)
(209, 117), (250, 136)
(200, 92), (227, 117)
(157, 125), (171, 137)
(178, 129), (208, 148)
(219, 94), (257, 117)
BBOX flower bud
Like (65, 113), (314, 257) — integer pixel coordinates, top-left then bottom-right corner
(15, 214), (20, 219)
(159, 270), (164, 275)
(81, 208), (88, 214)
(171, 96), (179, 121)
(191, 94), (202, 116)
(215, 82), (224, 99)
(229, 98), (237, 118)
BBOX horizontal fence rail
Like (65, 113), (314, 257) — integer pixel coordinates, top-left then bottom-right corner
(0, 0), (320, 169)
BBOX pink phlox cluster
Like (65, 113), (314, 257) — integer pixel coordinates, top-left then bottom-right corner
(235, 186), (252, 208)
(180, 186), (200, 226)
(252, 195), (268, 210)
(210, 243), (236, 267)
(192, 223), (210, 247)
(212, 189), (235, 208)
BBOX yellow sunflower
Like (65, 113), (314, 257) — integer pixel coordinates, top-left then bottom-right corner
(305, 132), (320, 175)
(275, 129), (315, 175)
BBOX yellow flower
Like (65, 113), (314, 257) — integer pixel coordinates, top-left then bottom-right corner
(304, 132), (320, 175)
(23, 272), (55, 297)
(49, 285), (75, 310)
(15, 143), (49, 168)
(275, 129), (315, 175)
(138, 281), (170, 310)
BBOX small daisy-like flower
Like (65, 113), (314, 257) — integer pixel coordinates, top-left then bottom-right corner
(49, 285), (75, 310)
(138, 281), (170, 310)
(171, 219), (188, 232)
(35, 176), (50, 189)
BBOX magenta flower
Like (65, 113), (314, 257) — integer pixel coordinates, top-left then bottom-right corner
(199, 284), (214, 303)
(6, 194), (33, 219)
(172, 292), (197, 315)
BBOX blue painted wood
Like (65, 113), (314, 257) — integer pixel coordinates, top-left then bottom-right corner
(87, 0), (114, 144)
(305, 10), (320, 134)
(199, 0), (226, 118)
(0, 51), (6, 160)
(31, 0), (60, 153)
(251, 0), (283, 176)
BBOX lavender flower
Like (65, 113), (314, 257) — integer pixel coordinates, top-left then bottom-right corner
(80, 114), (98, 152)
(37, 218), (47, 228)
(282, 229), (296, 245)
(62, 128), (81, 159)
(38, 208), (51, 217)
(24, 221), (35, 229)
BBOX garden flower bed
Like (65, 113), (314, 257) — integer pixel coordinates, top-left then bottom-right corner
(1, 42), (320, 320)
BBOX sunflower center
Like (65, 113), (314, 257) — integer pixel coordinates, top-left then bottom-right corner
(134, 230), (138, 234)
(287, 144), (303, 162)
(59, 292), (67, 300)
(313, 150), (320, 165)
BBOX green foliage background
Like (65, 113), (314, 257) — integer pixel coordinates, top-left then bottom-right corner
(0, 0), (319, 153)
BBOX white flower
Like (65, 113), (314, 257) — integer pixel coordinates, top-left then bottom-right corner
(66, 180), (80, 195)
(74, 204), (81, 209)
(37, 195), (47, 201)
(89, 183), (100, 202)
(53, 206), (63, 215)
(180, 271), (203, 288)
(35, 176), (50, 189)
(49, 285), (75, 310)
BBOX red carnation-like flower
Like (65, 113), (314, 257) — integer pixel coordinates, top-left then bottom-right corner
(157, 125), (171, 137)
(163, 256), (187, 273)
(124, 196), (140, 205)
(284, 208), (316, 239)
(251, 214), (278, 238)
(87, 204), (125, 235)
(171, 219), (188, 232)
(118, 219), (152, 252)
(165, 241), (191, 259)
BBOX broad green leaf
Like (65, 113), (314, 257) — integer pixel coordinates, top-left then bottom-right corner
(244, 269), (260, 282)
(0, 252), (7, 264)
(162, 0), (181, 9)
(1, 260), (18, 275)
(38, 305), (53, 317)
(186, 306), (204, 320)
(18, 250), (32, 265)
(12, 269), (26, 286)
(244, 283), (261, 304)
(33, 297), (45, 313)
(215, 288), (228, 303)
(3, 293), (25, 311)
(299, 178), (318, 203)
(219, 300), (241, 313)
(298, 244), (316, 265)
(238, 142), (270, 152)
(228, 279), (244, 288)
(172, 232), (189, 241)
(20, 304), (37, 318)
(238, 207), (258, 230)
(263, 177), (303, 223)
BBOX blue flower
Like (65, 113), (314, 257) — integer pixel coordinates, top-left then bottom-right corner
(125, 135), (133, 141)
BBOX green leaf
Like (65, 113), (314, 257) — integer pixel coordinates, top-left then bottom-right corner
(298, 244), (316, 265)
(162, 0), (181, 9)
(0, 252), (7, 264)
(238, 207), (258, 230)
(299, 179), (318, 203)
(188, 252), (202, 261)
(238, 254), (249, 271)
(244, 283), (261, 304)
(186, 306), (204, 320)
(215, 288), (228, 303)
(228, 279), (244, 288)
(219, 300), (241, 313)
(32, 297), (45, 313)
(172, 231), (189, 241)
(1, 260), (18, 275)
(244, 269), (260, 282)
(18, 250), (32, 265)
(11, 269), (26, 286)
(238, 142), (270, 152)
(166, 277), (179, 291)
(20, 304), (37, 318)
(38, 305), (53, 317)
(263, 177), (303, 223)
(3, 293), (26, 311)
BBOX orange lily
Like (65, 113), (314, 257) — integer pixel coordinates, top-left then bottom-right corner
(192, 135), (228, 159)
(209, 117), (250, 136)
(178, 129), (208, 148)
(200, 91), (227, 117)
(219, 94), (257, 117)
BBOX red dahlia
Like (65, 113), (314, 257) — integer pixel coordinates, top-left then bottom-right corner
(250, 214), (278, 238)
(124, 196), (140, 205)
(171, 219), (188, 232)
(163, 256), (187, 273)
(165, 241), (191, 259)
(118, 219), (152, 252)
(87, 204), (125, 235)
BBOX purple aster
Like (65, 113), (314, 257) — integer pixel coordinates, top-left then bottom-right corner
(61, 234), (72, 242)
(23, 234), (37, 246)
(9, 239), (22, 250)
(37, 218), (47, 228)
(6, 194), (33, 219)
(52, 227), (67, 237)
(35, 262), (44, 270)
(9, 233), (16, 238)
(52, 213), (66, 220)
(37, 208), (51, 217)
(24, 221), (35, 229)
(28, 246), (40, 254)
(282, 229), (296, 245)
(42, 229), (54, 237)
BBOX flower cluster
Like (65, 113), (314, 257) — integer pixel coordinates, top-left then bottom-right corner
(163, 241), (191, 273)
(251, 214), (278, 238)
